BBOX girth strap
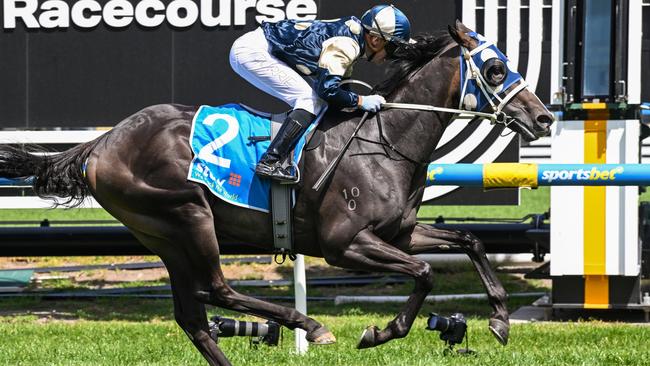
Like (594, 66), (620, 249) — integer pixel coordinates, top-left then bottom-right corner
(268, 112), (296, 261)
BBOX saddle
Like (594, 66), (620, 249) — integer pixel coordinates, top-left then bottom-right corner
(187, 103), (325, 259)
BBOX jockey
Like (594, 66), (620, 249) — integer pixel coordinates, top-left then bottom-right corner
(229, 4), (411, 183)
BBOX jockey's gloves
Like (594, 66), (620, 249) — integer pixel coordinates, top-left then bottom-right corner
(358, 95), (386, 113)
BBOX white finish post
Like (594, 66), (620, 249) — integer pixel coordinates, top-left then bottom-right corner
(628, 0), (642, 104)
(551, 119), (641, 277)
(550, 0), (565, 104)
(604, 121), (640, 276)
(293, 254), (308, 354)
(550, 122), (585, 276)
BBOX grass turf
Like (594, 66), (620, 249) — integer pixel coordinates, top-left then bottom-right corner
(0, 208), (115, 222)
(1, 301), (649, 366)
(0, 264), (640, 366)
(2, 186), (650, 224)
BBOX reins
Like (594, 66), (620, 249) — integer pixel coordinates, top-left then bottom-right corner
(312, 111), (371, 191)
(382, 102), (498, 121)
(352, 111), (429, 166)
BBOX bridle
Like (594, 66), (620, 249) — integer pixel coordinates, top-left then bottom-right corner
(381, 39), (528, 128)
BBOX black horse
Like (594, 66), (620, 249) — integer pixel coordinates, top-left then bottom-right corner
(0, 22), (552, 365)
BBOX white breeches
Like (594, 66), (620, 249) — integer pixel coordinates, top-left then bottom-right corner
(229, 27), (326, 115)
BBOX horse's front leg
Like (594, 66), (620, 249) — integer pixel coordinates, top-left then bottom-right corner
(395, 223), (510, 345)
(322, 228), (434, 349)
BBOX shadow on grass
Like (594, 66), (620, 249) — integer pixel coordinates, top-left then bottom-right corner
(0, 295), (542, 323)
(26, 278), (171, 293)
(0, 297), (176, 322)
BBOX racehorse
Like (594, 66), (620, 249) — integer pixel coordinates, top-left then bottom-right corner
(0, 21), (552, 366)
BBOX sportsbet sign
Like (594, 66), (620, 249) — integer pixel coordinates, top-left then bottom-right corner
(540, 166), (625, 184)
(2, 0), (317, 29)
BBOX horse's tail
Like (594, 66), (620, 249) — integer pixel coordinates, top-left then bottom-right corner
(0, 135), (109, 207)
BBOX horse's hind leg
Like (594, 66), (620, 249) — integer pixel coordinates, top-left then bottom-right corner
(130, 230), (232, 366)
(176, 215), (335, 345)
(168, 263), (233, 366)
(321, 228), (434, 349)
(397, 223), (510, 345)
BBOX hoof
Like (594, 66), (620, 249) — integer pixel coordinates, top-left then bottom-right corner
(357, 326), (379, 349)
(306, 325), (336, 345)
(489, 318), (509, 346)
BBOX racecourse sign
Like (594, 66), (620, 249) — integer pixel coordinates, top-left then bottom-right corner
(2, 0), (317, 29)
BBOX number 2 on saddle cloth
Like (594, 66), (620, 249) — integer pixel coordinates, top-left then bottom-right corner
(187, 103), (325, 213)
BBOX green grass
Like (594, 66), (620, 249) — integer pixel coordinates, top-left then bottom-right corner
(419, 186), (650, 221)
(0, 208), (115, 222)
(0, 191), (550, 223)
(2, 186), (649, 224)
(418, 187), (551, 221)
(0, 262), (555, 366)
(1, 301), (649, 366)
(0, 262), (621, 366)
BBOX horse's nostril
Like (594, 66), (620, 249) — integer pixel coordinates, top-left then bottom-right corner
(536, 113), (554, 125)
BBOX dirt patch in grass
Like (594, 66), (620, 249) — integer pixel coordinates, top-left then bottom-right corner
(73, 268), (169, 286)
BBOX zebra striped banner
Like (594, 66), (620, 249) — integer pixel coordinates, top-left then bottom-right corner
(424, 0), (554, 204)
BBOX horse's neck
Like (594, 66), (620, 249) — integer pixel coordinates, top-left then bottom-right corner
(312, 57), (456, 185)
(380, 58), (456, 166)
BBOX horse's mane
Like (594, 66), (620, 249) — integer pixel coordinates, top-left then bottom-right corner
(375, 32), (455, 96)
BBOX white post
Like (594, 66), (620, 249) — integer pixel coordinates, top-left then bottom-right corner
(628, 0), (642, 105)
(293, 254), (308, 354)
(550, 0), (565, 104)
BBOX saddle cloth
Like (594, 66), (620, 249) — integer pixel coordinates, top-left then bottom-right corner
(187, 103), (323, 213)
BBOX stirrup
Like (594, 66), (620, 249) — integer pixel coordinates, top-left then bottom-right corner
(255, 162), (299, 184)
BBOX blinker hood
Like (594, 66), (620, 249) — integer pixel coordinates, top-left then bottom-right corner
(459, 31), (524, 113)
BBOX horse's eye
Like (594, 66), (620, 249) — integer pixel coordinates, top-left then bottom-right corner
(481, 58), (508, 87)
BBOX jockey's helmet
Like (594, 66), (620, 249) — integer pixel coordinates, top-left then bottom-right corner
(361, 5), (411, 45)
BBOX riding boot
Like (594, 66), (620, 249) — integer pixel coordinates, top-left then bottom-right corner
(256, 109), (314, 183)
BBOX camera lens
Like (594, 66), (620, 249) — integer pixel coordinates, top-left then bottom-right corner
(427, 313), (450, 332)
(216, 318), (237, 337)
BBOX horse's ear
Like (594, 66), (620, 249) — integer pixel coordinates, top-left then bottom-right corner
(448, 19), (474, 48)
(455, 19), (473, 33)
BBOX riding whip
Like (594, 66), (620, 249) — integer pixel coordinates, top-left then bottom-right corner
(312, 111), (370, 191)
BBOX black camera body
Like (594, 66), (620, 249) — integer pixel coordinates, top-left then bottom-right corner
(426, 312), (467, 346)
